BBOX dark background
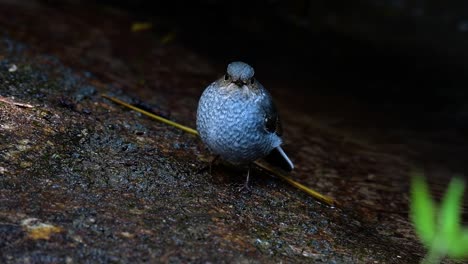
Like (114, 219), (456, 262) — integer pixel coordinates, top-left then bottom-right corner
(45, 0), (468, 131)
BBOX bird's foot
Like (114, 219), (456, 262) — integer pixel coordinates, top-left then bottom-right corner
(237, 166), (252, 192)
(237, 183), (252, 193)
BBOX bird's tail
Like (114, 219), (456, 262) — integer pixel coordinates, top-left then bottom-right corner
(264, 146), (294, 171)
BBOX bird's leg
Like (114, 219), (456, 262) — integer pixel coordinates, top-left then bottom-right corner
(238, 164), (252, 192)
(208, 155), (220, 174)
(198, 155), (220, 174)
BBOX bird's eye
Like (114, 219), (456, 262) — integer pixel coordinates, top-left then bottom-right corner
(224, 74), (229, 81)
(250, 78), (255, 84)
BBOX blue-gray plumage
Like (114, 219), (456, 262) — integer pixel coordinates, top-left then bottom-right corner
(196, 61), (294, 189)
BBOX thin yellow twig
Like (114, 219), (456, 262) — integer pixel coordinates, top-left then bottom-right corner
(102, 94), (198, 135)
(255, 161), (336, 205)
(102, 94), (336, 206)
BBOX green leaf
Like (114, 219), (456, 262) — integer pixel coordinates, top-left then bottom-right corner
(439, 176), (465, 247)
(410, 170), (437, 247)
(446, 228), (468, 259)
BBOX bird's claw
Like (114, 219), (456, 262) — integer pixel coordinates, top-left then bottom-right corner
(237, 183), (252, 193)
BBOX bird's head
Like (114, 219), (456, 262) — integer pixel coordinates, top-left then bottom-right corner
(224, 61), (256, 87)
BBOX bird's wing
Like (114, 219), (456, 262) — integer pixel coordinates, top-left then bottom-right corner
(259, 89), (283, 136)
(258, 87), (294, 171)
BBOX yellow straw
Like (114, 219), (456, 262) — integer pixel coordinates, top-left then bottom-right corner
(102, 94), (336, 206)
(255, 162), (335, 206)
(102, 94), (199, 135)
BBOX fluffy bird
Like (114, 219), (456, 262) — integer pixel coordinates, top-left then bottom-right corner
(196, 61), (293, 189)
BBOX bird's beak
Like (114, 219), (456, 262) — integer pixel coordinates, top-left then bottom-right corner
(233, 80), (245, 86)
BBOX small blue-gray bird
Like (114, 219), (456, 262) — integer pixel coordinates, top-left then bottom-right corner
(196, 61), (294, 190)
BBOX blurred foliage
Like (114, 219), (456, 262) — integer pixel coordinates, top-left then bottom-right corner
(410, 170), (468, 264)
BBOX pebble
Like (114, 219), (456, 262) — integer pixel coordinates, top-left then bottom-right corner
(8, 64), (17, 72)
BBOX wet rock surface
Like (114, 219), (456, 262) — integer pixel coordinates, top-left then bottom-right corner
(0, 1), (466, 263)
